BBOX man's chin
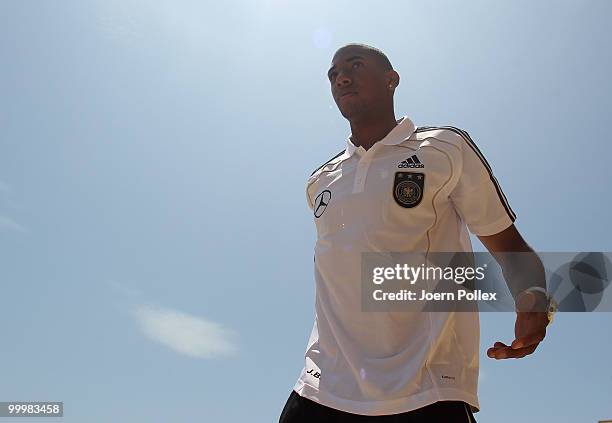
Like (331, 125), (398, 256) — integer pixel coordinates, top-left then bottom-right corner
(339, 104), (367, 121)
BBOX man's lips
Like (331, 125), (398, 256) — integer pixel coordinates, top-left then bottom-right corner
(339, 91), (357, 99)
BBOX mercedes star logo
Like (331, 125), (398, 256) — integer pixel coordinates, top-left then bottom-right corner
(314, 190), (332, 218)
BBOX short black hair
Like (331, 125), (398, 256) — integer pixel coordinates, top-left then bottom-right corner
(333, 43), (393, 71)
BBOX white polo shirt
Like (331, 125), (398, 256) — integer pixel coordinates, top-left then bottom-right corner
(292, 116), (516, 416)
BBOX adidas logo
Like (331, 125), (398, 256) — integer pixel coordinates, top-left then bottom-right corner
(398, 155), (424, 168)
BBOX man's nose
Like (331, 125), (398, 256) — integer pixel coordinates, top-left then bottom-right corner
(335, 73), (351, 87)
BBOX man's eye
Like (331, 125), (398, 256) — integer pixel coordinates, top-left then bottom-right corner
(352, 62), (362, 69)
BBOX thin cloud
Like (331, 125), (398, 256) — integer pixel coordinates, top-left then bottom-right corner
(133, 304), (238, 359)
(109, 280), (144, 299)
(0, 215), (26, 232)
(479, 368), (486, 383)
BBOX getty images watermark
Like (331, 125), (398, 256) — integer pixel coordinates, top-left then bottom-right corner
(371, 262), (493, 301)
(360, 252), (612, 312)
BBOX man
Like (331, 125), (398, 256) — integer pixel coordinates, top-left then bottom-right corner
(279, 43), (553, 422)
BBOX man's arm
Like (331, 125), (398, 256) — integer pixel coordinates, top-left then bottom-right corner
(478, 224), (550, 359)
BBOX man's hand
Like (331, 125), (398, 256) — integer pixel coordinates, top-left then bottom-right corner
(478, 225), (550, 360)
(487, 310), (548, 359)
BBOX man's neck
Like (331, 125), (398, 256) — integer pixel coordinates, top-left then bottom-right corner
(349, 112), (399, 151)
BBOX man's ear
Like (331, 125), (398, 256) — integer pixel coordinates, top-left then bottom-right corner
(387, 70), (400, 90)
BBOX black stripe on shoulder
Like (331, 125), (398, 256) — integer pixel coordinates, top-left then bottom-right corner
(441, 126), (516, 221)
(415, 126), (439, 132)
(310, 149), (345, 177)
(420, 125), (516, 221)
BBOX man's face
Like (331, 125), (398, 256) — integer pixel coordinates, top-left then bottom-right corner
(327, 48), (391, 120)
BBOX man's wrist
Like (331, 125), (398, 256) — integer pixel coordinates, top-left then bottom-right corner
(515, 287), (557, 325)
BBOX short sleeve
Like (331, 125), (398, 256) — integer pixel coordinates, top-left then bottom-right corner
(306, 183), (314, 210)
(449, 131), (516, 236)
(305, 176), (316, 211)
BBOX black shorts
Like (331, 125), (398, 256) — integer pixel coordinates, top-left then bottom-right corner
(279, 390), (477, 423)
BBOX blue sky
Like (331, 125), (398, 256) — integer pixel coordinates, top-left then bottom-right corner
(1, 0), (611, 422)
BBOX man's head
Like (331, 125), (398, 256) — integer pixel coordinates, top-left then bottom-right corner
(327, 43), (399, 121)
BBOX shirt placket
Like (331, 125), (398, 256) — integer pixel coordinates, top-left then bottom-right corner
(352, 146), (376, 194)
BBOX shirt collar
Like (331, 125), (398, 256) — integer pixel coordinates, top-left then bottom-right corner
(345, 115), (416, 157)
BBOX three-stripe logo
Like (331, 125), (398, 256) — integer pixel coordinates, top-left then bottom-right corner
(398, 155), (424, 169)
